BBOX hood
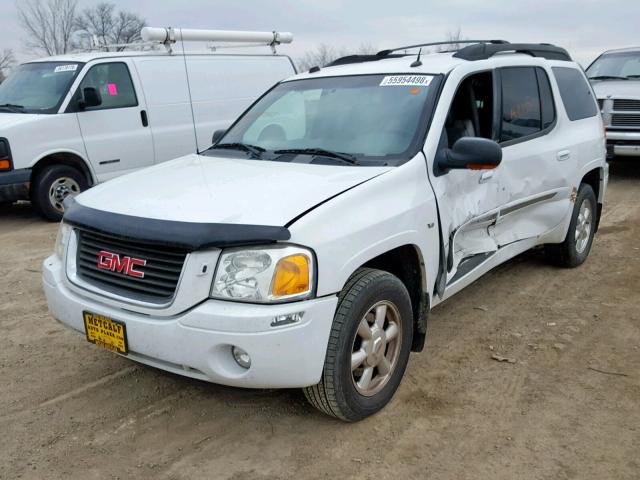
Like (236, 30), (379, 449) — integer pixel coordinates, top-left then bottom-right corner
(591, 80), (640, 99)
(0, 112), (43, 130)
(76, 154), (392, 226)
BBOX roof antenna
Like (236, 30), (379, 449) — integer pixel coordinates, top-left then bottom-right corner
(411, 48), (423, 67)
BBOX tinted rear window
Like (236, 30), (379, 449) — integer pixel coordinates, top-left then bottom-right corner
(552, 67), (598, 121)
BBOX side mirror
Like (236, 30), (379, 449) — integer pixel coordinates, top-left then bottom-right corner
(78, 87), (102, 110)
(211, 129), (226, 145)
(438, 137), (502, 171)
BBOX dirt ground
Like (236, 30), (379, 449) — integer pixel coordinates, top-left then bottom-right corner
(1, 161), (638, 480)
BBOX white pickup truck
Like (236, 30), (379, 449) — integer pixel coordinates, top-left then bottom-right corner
(44, 40), (607, 421)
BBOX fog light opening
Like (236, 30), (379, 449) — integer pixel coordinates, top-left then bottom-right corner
(232, 346), (251, 369)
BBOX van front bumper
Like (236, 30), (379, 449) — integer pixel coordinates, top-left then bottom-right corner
(0, 169), (30, 202)
(42, 254), (338, 388)
(606, 131), (640, 158)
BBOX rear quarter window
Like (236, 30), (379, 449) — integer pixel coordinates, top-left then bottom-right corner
(551, 67), (598, 121)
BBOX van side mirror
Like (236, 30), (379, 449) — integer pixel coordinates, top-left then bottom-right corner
(211, 129), (226, 145)
(438, 137), (502, 172)
(78, 87), (102, 110)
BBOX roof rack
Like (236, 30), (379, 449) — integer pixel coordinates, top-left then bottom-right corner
(454, 42), (571, 61)
(325, 40), (571, 68)
(376, 39), (508, 57)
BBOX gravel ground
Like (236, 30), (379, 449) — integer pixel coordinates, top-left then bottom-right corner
(1, 160), (638, 480)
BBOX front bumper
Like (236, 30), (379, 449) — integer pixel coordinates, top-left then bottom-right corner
(606, 130), (640, 158)
(43, 254), (338, 388)
(0, 169), (30, 202)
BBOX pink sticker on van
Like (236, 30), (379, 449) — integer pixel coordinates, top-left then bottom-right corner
(107, 83), (118, 96)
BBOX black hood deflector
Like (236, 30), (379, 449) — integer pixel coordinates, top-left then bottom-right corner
(63, 199), (291, 251)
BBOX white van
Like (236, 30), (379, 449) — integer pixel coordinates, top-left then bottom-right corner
(0, 28), (295, 220)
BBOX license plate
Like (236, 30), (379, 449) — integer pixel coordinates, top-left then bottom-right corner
(83, 311), (128, 355)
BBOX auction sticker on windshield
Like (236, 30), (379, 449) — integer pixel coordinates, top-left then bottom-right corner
(54, 64), (78, 73)
(380, 75), (433, 87)
(83, 311), (128, 354)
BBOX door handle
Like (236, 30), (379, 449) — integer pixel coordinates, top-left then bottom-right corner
(140, 110), (149, 127)
(479, 170), (494, 183)
(557, 150), (571, 162)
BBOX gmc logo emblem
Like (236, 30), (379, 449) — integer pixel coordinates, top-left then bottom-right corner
(97, 250), (146, 278)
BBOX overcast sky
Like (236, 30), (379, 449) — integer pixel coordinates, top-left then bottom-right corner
(1, 0), (638, 66)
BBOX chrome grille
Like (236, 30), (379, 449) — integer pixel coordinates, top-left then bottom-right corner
(611, 114), (640, 127)
(76, 230), (187, 303)
(613, 99), (640, 111)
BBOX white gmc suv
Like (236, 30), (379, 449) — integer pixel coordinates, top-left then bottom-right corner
(43, 41), (608, 421)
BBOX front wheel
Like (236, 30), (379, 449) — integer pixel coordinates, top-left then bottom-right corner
(31, 165), (88, 221)
(545, 183), (597, 268)
(303, 268), (413, 421)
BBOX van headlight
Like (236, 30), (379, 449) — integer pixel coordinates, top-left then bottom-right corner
(211, 245), (314, 303)
(54, 222), (72, 260)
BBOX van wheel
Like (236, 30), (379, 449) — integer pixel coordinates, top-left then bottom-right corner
(303, 268), (413, 422)
(31, 165), (88, 221)
(545, 183), (597, 268)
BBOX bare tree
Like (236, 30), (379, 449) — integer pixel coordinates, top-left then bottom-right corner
(297, 43), (377, 71)
(75, 2), (146, 50)
(437, 28), (465, 52)
(0, 49), (15, 82)
(17, 0), (78, 56)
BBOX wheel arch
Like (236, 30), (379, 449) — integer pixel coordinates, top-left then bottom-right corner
(30, 151), (96, 188)
(580, 166), (604, 232)
(356, 244), (429, 353)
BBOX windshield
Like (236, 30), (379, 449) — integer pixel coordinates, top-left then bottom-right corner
(587, 51), (640, 80)
(0, 62), (83, 113)
(211, 74), (439, 165)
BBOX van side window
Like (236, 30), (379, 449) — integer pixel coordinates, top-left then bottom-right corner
(445, 71), (494, 147)
(500, 67), (541, 142)
(77, 62), (138, 110)
(536, 68), (556, 129)
(551, 67), (598, 121)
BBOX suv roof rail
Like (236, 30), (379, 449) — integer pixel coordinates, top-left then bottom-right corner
(325, 40), (572, 68)
(454, 42), (572, 61)
(376, 39), (509, 57)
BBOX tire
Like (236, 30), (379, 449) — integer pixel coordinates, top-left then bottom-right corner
(545, 183), (597, 268)
(304, 268), (413, 422)
(31, 165), (88, 222)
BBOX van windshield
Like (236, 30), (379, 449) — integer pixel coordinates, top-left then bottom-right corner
(587, 51), (640, 80)
(0, 62), (83, 114)
(211, 74), (439, 165)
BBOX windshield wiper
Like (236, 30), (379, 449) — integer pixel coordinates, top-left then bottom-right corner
(626, 75), (640, 79)
(0, 103), (26, 112)
(588, 75), (628, 81)
(273, 148), (359, 165)
(210, 142), (265, 158)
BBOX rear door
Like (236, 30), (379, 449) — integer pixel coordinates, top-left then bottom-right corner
(72, 60), (154, 181)
(491, 66), (574, 245)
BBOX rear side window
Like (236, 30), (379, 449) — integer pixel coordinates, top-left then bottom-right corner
(551, 67), (598, 121)
(77, 62), (138, 110)
(500, 67), (541, 142)
(536, 68), (556, 129)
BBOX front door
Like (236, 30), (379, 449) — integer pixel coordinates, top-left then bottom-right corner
(429, 70), (503, 285)
(73, 60), (154, 182)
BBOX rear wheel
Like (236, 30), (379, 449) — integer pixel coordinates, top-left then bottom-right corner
(545, 183), (597, 268)
(31, 165), (87, 221)
(303, 268), (413, 421)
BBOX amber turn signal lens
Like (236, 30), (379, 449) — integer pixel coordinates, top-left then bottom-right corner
(0, 159), (10, 171)
(271, 254), (310, 298)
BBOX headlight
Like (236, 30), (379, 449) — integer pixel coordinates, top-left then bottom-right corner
(211, 245), (314, 303)
(54, 222), (72, 260)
